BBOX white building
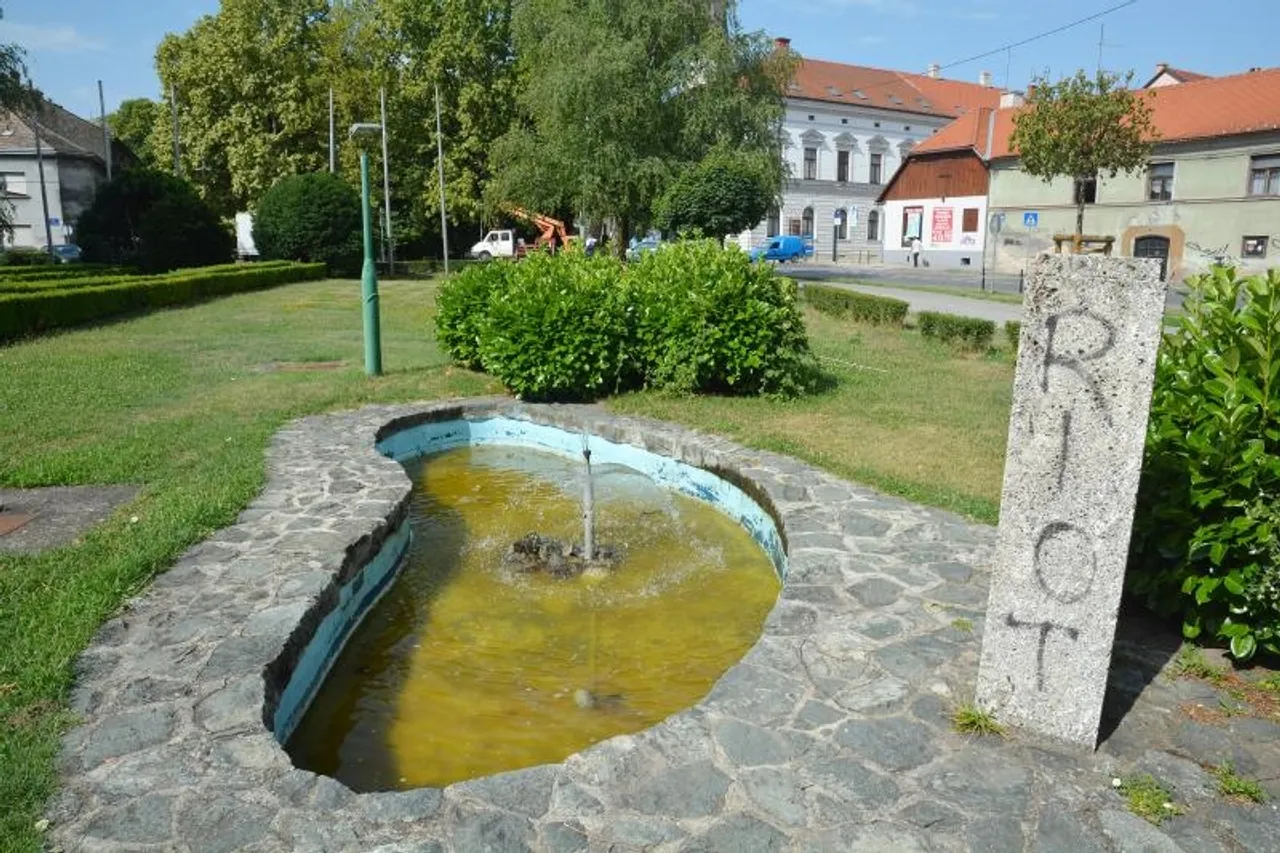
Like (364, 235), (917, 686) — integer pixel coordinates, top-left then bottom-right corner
(735, 42), (1002, 263)
(0, 100), (124, 249)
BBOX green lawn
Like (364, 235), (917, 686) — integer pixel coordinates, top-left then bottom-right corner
(0, 279), (1013, 850)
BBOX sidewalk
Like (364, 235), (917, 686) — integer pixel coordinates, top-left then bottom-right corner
(814, 280), (1025, 325)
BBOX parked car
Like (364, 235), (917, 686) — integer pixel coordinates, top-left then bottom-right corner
(749, 235), (808, 263)
(469, 230), (524, 261)
(626, 235), (661, 261)
(51, 244), (82, 264)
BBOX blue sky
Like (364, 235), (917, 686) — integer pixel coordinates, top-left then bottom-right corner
(1, 0), (1275, 120)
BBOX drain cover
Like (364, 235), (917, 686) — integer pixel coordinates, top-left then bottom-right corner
(0, 512), (35, 537)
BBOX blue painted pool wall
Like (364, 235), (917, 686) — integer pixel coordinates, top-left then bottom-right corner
(273, 521), (411, 744)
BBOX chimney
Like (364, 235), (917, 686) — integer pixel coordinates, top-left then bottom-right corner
(774, 36), (792, 51)
(979, 70), (993, 88)
(926, 62), (941, 79)
(999, 90), (1025, 109)
(1026, 83), (1037, 99)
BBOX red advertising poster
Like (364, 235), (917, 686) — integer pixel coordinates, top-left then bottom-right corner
(931, 207), (954, 245)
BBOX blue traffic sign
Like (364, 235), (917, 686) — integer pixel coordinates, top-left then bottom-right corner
(1023, 212), (1039, 228)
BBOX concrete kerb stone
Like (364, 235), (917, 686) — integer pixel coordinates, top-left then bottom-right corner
(45, 399), (1279, 852)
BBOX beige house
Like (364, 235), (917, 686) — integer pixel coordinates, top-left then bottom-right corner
(978, 67), (1280, 280)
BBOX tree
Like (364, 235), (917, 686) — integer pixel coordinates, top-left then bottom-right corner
(254, 172), (362, 273)
(0, 4), (32, 238)
(77, 169), (232, 272)
(654, 149), (775, 241)
(108, 98), (162, 168)
(488, 0), (790, 256)
(1009, 70), (1156, 236)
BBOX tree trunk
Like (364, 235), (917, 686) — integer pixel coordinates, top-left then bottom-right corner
(615, 214), (631, 260)
(1076, 198), (1085, 237)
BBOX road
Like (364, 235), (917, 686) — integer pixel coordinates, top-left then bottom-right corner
(805, 280), (1023, 325)
(787, 262), (1188, 315)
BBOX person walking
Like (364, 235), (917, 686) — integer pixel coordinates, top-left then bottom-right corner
(910, 236), (922, 268)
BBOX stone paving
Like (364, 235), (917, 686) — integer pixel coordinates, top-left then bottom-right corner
(0, 485), (139, 554)
(47, 400), (1280, 852)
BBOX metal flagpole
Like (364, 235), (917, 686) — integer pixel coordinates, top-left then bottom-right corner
(98, 80), (112, 180)
(328, 88), (336, 173)
(380, 87), (393, 272)
(170, 83), (181, 178)
(434, 83), (449, 274)
(32, 115), (55, 259)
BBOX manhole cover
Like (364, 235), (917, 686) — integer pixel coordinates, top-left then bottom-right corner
(0, 512), (35, 537)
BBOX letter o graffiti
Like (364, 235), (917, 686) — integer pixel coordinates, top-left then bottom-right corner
(1033, 521), (1096, 604)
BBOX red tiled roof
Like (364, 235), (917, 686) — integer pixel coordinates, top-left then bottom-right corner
(913, 67), (1280, 161)
(789, 58), (1002, 119)
(1142, 65), (1212, 88)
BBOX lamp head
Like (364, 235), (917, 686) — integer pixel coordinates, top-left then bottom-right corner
(348, 123), (383, 146)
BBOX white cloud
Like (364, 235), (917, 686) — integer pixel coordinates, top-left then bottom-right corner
(0, 21), (107, 53)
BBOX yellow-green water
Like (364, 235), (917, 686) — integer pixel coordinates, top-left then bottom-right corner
(287, 444), (780, 791)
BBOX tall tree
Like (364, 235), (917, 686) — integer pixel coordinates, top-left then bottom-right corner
(488, 0), (790, 254)
(0, 4), (33, 237)
(154, 0), (332, 216)
(107, 98), (162, 168)
(1009, 70), (1157, 236)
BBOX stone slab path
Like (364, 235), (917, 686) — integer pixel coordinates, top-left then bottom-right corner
(0, 485), (139, 554)
(46, 401), (1279, 852)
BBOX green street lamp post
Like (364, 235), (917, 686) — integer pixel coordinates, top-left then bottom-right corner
(349, 122), (384, 377)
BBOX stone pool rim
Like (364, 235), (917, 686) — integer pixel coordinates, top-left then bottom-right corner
(48, 398), (1003, 852)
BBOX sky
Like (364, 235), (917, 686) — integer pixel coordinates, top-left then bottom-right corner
(0, 0), (1275, 121)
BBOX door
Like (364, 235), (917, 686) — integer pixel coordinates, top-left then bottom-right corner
(1133, 235), (1170, 280)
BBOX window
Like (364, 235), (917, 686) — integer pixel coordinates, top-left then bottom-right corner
(835, 208), (848, 240)
(803, 147), (818, 181)
(788, 218), (802, 236)
(808, 115), (815, 121)
(904, 125), (911, 131)
(841, 118), (848, 125)
(801, 207), (814, 237)
(873, 121), (881, 128)
(1250, 155), (1280, 196)
(767, 209), (780, 237)
(867, 209), (880, 242)
(1074, 176), (1097, 205)
(962, 208), (979, 233)
(0, 172), (26, 196)
(1243, 236), (1269, 258)
(870, 153), (883, 185)
(837, 150), (850, 183)
(1148, 162), (1174, 201)
(901, 206), (923, 246)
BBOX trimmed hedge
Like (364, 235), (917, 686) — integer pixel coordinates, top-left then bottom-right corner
(0, 261), (299, 295)
(0, 262), (326, 343)
(802, 284), (909, 326)
(1005, 320), (1022, 355)
(918, 311), (996, 350)
(0, 264), (134, 282)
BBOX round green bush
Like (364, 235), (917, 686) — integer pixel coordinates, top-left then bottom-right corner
(77, 169), (232, 273)
(253, 173), (362, 274)
(435, 262), (510, 370)
(1129, 267), (1280, 661)
(479, 250), (628, 401)
(629, 240), (814, 395)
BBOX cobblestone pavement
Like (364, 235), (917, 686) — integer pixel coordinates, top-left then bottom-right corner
(47, 400), (1279, 852)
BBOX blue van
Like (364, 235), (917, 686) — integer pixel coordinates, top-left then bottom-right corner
(749, 235), (808, 263)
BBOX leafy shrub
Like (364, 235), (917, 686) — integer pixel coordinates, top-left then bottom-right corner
(1129, 267), (1280, 661)
(478, 251), (629, 400)
(918, 312), (996, 350)
(629, 240), (813, 395)
(1005, 320), (1022, 354)
(435, 262), (510, 370)
(254, 173), (363, 275)
(435, 242), (815, 400)
(653, 150), (775, 241)
(0, 262), (325, 343)
(0, 247), (54, 266)
(77, 169), (233, 273)
(803, 284), (909, 326)
(0, 265), (134, 284)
